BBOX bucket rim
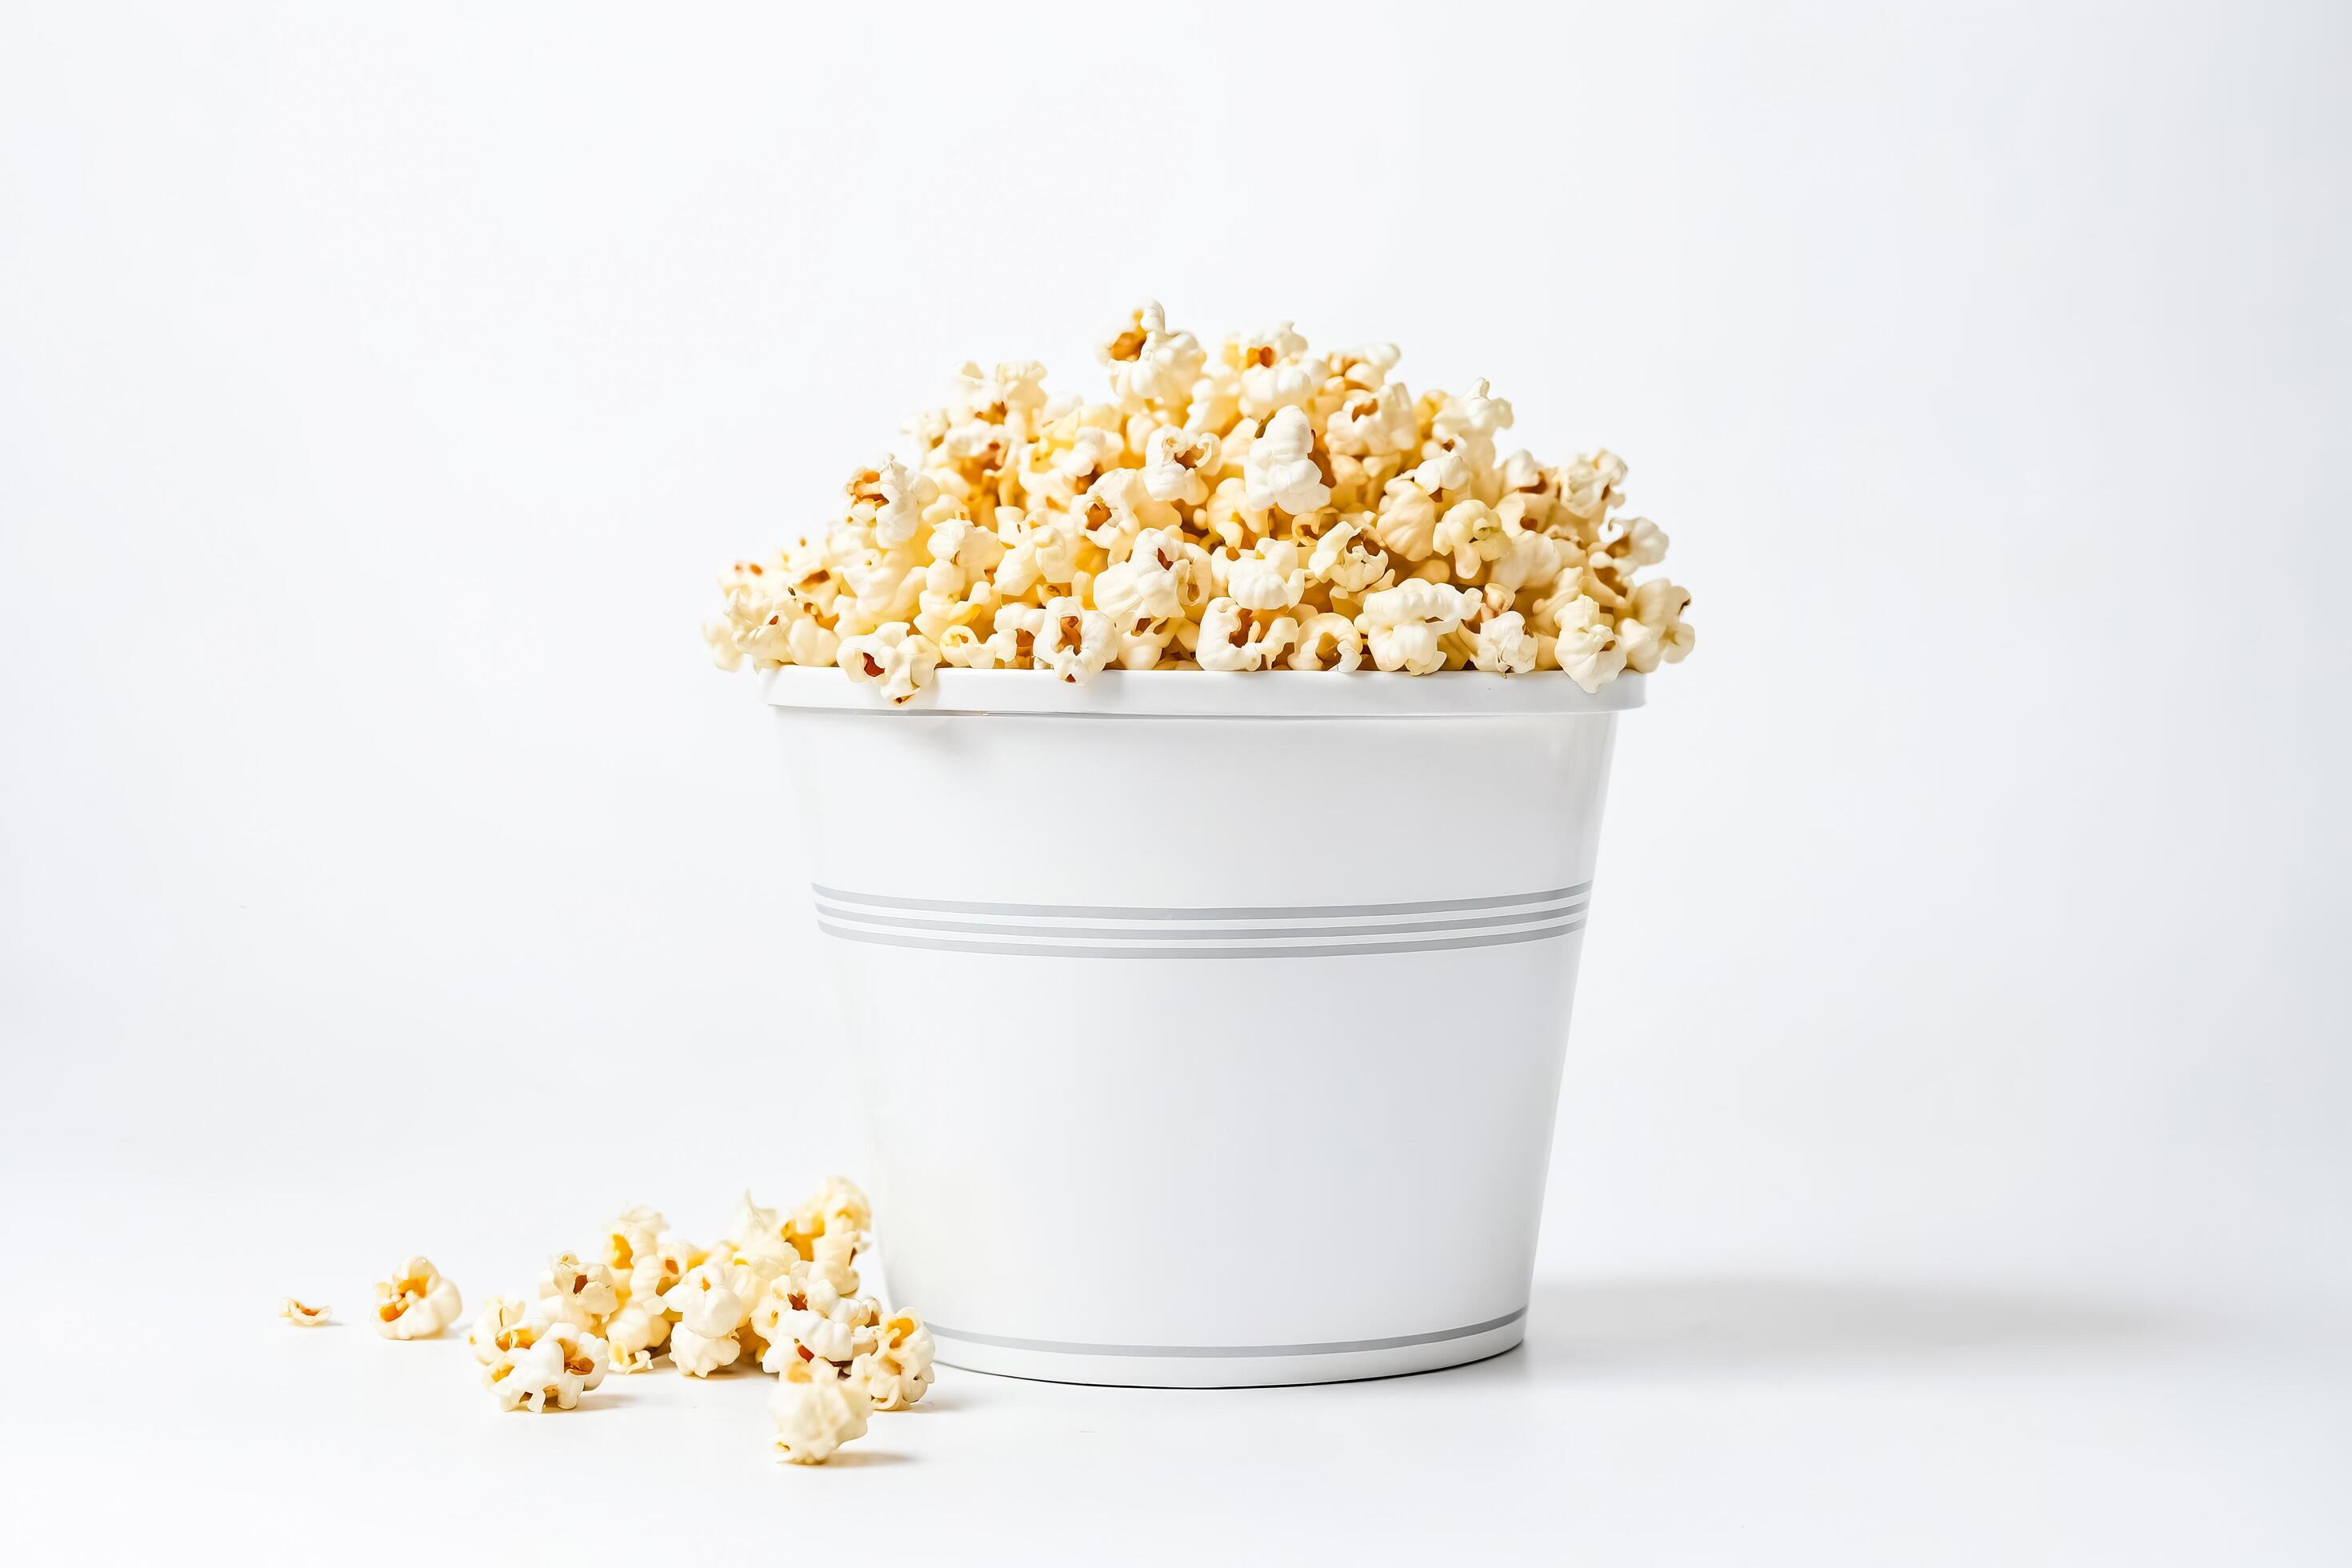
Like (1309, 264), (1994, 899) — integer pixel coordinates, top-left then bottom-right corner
(758, 666), (1646, 718)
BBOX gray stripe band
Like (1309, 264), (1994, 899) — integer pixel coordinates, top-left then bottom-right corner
(817, 918), (1585, 960)
(810, 898), (1588, 943)
(811, 882), (1590, 922)
(930, 1306), (1529, 1358)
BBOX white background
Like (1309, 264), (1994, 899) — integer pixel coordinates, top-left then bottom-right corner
(3, 2), (2347, 1562)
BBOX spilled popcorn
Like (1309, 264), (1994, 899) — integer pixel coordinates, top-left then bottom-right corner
(309, 1179), (928, 1465)
(706, 304), (1694, 703)
(373, 1257), (462, 1339)
(279, 1297), (331, 1327)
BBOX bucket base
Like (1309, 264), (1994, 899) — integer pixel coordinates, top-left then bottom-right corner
(928, 1308), (1529, 1389)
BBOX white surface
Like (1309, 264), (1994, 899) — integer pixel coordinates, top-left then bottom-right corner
(778, 698), (1618, 1385)
(2, 0), (2348, 1562)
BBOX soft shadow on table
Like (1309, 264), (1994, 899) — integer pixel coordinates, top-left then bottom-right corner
(1450, 1275), (2178, 1386)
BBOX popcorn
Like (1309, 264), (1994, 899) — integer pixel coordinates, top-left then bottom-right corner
(838, 625), (941, 706)
(802, 1176), (872, 1250)
(846, 1310), (936, 1411)
(1289, 612), (1364, 673)
(1036, 596), (1117, 686)
(602, 1206), (667, 1278)
(373, 1257), (461, 1340)
(668, 1324), (742, 1377)
(279, 1298), (330, 1327)
(706, 307), (1693, 698)
(538, 1253), (620, 1332)
(350, 1182), (928, 1463)
(1225, 540), (1308, 613)
(1470, 610), (1540, 675)
(770, 1357), (870, 1465)
(602, 1295), (670, 1371)
(751, 1266), (881, 1374)
(466, 1294), (542, 1365)
(668, 1263), (747, 1377)
(1547, 592), (1628, 694)
(1240, 406), (1332, 520)
(1360, 581), (1474, 675)
(486, 1321), (608, 1413)
(1616, 578), (1696, 674)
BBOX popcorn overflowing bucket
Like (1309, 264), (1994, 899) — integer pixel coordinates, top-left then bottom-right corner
(766, 666), (1642, 1387)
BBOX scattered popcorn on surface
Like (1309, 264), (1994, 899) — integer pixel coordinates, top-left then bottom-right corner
(667, 1263), (748, 1377)
(330, 1180), (925, 1458)
(485, 1320), (609, 1413)
(707, 306), (1694, 702)
(373, 1256), (462, 1340)
(770, 1357), (871, 1466)
(466, 1294), (541, 1365)
(538, 1252), (621, 1334)
(847, 1310), (936, 1411)
(279, 1297), (331, 1327)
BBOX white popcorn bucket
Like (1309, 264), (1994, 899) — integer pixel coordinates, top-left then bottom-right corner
(762, 667), (1643, 1387)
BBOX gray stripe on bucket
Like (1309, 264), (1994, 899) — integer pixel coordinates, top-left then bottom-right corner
(814, 917), (1586, 960)
(808, 898), (1589, 944)
(928, 1306), (1529, 1358)
(810, 882), (1591, 922)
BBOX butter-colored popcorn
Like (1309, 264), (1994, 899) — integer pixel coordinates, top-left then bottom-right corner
(1196, 599), (1299, 672)
(1615, 578), (1695, 674)
(1225, 539), (1308, 613)
(668, 1262), (746, 1378)
(373, 1256), (462, 1340)
(1548, 592), (1629, 694)
(810, 1231), (862, 1299)
(538, 1253), (621, 1332)
(1470, 610), (1540, 675)
(1241, 406), (1331, 520)
(486, 1321), (608, 1413)
(1288, 611), (1364, 673)
(1141, 426), (1222, 506)
(602, 1206), (667, 1278)
(1306, 518), (1390, 596)
(1432, 499), (1508, 579)
(799, 1176), (872, 1251)
(466, 1294), (542, 1365)
(710, 309), (1690, 692)
(753, 1270), (881, 1374)
(846, 1310), (937, 1411)
(602, 1295), (670, 1370)
(279, 1298), (331, 1327)
(1100, 302), (1206, 414)
(770, 1357), (870, 1465)
(1036, 595), (1118, 685)
(1360, 581), (1474, 675)
(846, 458), (937, 550)
(838, 625), (942, 705)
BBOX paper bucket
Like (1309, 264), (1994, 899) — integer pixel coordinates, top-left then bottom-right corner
(762, 667), (1642, 1386)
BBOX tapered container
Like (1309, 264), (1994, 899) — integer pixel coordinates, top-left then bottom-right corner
(762, 668), (1642, 1387)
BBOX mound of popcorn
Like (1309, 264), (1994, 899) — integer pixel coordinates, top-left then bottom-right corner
(303, 1179), (933, 1466)
(704, 304), (1695, 703)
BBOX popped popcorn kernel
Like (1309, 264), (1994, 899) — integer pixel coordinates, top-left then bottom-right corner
(486, 1319), (608, 1413)
(668, 1263), (748, 1377)
(279, 1298), (330, 1327)
(707, 307), (1691, 694)
(373, 1256), (462, 1340)
(466, 1294), (544, 1365)
(538, 1253), (620, 1333)
(770, 1356), (870, 1465)
(846, 1310), (936, 1411)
